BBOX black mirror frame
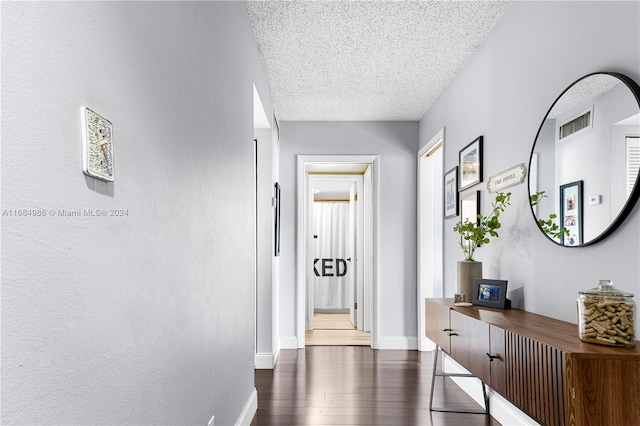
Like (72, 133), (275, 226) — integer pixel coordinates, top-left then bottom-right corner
(528, 71), (640, 247)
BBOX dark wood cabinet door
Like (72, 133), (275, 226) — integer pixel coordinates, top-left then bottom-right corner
(489, 325), (506, 394)
(450, 310), (491, 383)
(568, 357), (640, 426)
(425, 298), (452, 353)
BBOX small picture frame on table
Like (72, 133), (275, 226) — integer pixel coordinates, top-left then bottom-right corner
(472, 278), (509, 309)
(444, 166), (459, 218)
(459, 136), (483, 190)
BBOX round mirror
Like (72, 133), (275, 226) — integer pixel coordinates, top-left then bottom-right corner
(528, 72), (640, 246)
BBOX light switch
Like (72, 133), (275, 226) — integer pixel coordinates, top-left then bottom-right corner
(81, 107), (114, 182)
(589, 195), (601, 205)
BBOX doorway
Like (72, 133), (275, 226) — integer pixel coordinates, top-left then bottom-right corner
(417, 129), (445, 351)
(296, 155), (379, 348)
(305, 174), (370, 346)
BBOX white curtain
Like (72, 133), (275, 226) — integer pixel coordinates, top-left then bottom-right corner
(312, 202), (350, 309)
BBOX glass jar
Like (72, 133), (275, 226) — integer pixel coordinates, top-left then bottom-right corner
(577, 280), (636, 348)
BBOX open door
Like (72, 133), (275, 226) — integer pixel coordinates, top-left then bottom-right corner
(348, 182), (357, 327)
(348, 176), (365, 331)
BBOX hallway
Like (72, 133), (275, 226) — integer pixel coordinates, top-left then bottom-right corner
(305, 313), (370, 346)
(252, 346), (501, 425)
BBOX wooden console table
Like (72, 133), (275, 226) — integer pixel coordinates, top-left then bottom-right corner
(425, 298), (640, 426)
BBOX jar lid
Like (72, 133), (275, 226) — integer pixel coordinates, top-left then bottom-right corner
(579, 279), (635, 297)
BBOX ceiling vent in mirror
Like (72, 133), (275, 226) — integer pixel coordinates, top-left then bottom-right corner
(559, 108), (592, 140)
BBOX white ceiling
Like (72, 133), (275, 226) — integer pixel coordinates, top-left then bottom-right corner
(247, 0), (511, 122)
(313, 179), (355, 200)
(306, 163), (369, 174)
(308, 163), (369, 199)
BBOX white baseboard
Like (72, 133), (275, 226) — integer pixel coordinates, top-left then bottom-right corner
(420, 338), (437, 352)
(235, 388), (257, 426)
(255, 337), (295, 369)
(279, 335), (298, 349)
(443, 356), (539, 426)
(273, 338), (281, 364)
(282, 335), (417, 350)
(377, 336), (418, 350)
(255, 352), (275, 369)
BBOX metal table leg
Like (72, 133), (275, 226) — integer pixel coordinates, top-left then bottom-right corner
(428, 345), (489, 415)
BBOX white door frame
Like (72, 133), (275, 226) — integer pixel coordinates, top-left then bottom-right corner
(417, 128), (445, 351)
(296, 155), (379, 348)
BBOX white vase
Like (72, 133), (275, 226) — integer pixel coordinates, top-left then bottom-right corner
(457, 260), (483, 302)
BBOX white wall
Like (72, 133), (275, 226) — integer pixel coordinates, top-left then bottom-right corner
(254, 125), (281, 368)
(1, 2), (270, 424)
(279, 122), (419, 344)
(419, 1), (640, 323)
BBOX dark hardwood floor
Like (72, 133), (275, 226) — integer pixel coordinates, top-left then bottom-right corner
(252, 346), (501, 425)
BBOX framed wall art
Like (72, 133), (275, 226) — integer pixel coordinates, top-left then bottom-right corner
(460, 190), (480, 227)
(459, 136), (483, 190)
(444, 166), (459, 218)
(559, 180), (583, 246)
(472, 278), (509, 309)
(274, 182), (281, 256)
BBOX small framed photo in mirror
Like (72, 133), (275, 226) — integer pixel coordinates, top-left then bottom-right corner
(459, 136), (483, 190)
(559, 180), (583, 246)
(472, 279), (509, 309)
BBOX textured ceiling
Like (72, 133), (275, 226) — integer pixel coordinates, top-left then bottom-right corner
(247, 0), (511, 121)
(548, 74), (621, 119)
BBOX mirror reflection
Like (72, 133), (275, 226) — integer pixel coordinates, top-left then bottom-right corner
(529, 73), (640, 246)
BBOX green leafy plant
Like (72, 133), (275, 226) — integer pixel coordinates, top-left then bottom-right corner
(453, 192), (511, 261)
(530, 191), (569, 240)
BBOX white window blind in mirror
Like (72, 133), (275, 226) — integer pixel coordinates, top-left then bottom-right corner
(627, 136), (640, 196)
